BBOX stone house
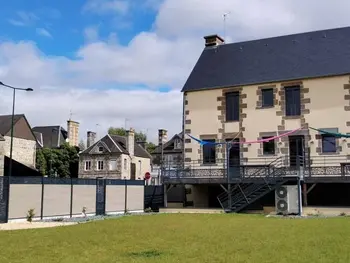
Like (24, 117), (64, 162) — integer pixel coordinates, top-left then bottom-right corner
(79, 128), (151, 179)
(163, 26), (350, 211)
(0, 114), (37, 169)
(152, 131), (183, 167)
(32, 125), (68, 149)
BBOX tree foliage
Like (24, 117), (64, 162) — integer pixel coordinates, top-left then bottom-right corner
(36, 143), (79, 178)
(108, 127), (156, 154)
(108, 127), (147, 142)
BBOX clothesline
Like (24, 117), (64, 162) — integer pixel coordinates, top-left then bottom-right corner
(188, 126), (350, 146)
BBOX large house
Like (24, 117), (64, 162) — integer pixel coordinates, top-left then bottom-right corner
(0, 114), (37, 168)
(163, 26), (350, 212)
(79, 128), (151, 179)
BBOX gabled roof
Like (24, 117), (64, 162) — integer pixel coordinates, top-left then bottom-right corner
(0, 114), (24, 135)
(153, 132), (183, 154)
(32, 126), (67, 148)
(182, 26), (350, 92)
(81, 134), (151, 159)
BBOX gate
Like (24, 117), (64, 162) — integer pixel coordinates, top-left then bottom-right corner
(95, 178), (106, 216)
(0, 177), (9, 223)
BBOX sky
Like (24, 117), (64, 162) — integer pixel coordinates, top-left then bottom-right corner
(0, 0), (350, 144)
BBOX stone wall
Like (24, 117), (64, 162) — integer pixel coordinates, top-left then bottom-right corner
(0, 139), (4, 176)
(79, 153), (123, 179)
(3, 136), (36, 168)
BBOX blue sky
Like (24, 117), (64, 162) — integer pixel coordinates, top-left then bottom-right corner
(0, 0), (157, 57)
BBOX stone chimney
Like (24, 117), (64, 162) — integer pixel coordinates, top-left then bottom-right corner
(87, 131), (96, 148)
(67, 120), (80, 147)
(158, 129), (168, 146)
(126, 128), (135, 156)
(204, 34), (224, 47)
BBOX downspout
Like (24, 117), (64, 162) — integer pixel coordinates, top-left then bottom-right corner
(182, 91), (186, 170)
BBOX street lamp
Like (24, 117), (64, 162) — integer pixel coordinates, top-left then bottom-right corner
(0, 81), (33, 178)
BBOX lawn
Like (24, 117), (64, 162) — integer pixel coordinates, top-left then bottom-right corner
(0, 214), (350, 263)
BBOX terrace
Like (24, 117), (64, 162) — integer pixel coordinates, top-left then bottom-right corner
(162, 155), (350, 184)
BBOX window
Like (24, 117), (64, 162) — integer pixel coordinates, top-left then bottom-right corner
(85, 161), (91, 171)
(174, 139), (181, 149)
(262, 137), (275, 155)
(322, 135), (337, 153)
(97, 161), (104, 170)
(124, 158), (127, 170)
(98, 146), (103, 152)
(109, 159), (117, 171)
(225, 92), (239, 121)
(285, 86), (301, 116)
(261, 89), (274, 107)
(203, 140), (216, 164)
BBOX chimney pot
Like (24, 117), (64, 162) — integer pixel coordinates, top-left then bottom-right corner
(204, 34), (224, 47)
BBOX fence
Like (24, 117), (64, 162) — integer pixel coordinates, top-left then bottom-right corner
(0, 176), (144, 223)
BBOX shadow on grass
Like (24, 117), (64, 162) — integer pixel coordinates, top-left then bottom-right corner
(127, 249), (163, 258)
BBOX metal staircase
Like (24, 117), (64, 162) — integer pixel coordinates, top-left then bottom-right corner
(217, 157), (293, 213)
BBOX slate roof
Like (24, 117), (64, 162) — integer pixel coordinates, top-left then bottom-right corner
(153, 132), (183, 154)
(182, 26), (350, 92)
(32, 126), (68, 148)
(0, 114), (24, 135)
(81, 134), (151, 159)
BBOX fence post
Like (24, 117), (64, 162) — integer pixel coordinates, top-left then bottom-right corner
(40, 176), (44, 220)
(70, 178), (73, 218)
(124, 179), (128, 213)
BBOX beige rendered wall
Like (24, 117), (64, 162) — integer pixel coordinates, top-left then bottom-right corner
(43, 185), (71, 217)
(9, 184), (41, 219)
(184, 75), (350, 166)
(72, 185), (96, 215)
(105, 185), (125, 213)
(126, 186), (144, 211)
(121, 154), (151, 180)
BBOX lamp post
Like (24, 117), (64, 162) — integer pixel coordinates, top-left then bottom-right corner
(0, 82), (33, 178)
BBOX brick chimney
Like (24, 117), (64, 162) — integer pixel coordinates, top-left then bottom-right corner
(158, 129), (168, 146)
(87, 131), (96, 148)
(204, 34), (224, 47)
(126, 128), (135, 156)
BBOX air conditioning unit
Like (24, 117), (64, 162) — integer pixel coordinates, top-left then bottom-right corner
(275, 185), (300, 215)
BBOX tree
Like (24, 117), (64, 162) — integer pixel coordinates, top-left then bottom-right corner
(146, 142), (156, 154)
(36, 143), (79, 178)
(78, 139), (86, 151)
(108, 127), (147, 142)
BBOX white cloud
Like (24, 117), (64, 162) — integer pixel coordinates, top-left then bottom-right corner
(82, 0), (129, 15)
(84, 26), (100, 42)
(36, 28), (52, 38)
(8, 11), (39, 27)
(1, 0), (350, 143)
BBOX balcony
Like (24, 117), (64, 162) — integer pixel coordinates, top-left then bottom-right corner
(162, 155), (350, 184)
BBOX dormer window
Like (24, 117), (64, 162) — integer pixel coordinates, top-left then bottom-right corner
(98, 146), (103, 152)
(174, 139), (181, 149)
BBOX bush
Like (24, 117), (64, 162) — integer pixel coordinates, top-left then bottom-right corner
(144, 207), (153, 213)
(26, 209), (35, 223)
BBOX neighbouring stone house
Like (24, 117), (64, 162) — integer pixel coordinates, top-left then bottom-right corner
(152, 131), (183, 167)
(0, 135), (4, 176)
(32, 125), (68, 149)
(0, 114), (37, 169)
(79, 128), (151, 179)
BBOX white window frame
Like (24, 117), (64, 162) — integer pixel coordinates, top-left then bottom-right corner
(85, 161), (91, 171)
(98, 146), (104, 152)
(124, 158), (127, 170)
(109, 159), (117, 171)
(97, 160), (104, 170)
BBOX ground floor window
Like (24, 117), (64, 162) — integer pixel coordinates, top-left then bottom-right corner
(321, 135), (336, 153)
(85, 161), (91, 171)
(203, 140), (216, 164)
(97, 160), (104, 170)
(262, 137), (275, 155)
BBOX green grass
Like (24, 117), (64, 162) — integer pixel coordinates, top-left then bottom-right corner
(1, 214), (350, 263)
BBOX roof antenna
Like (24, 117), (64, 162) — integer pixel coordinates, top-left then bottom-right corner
(69, 109), (74, 120)
(223, 12), (231, 43)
